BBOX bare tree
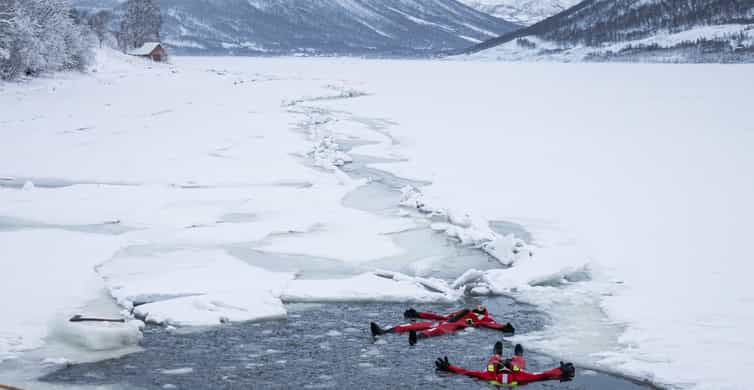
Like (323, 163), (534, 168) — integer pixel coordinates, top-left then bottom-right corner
(88, 10), (111, 48)
(120, 0), (161, 51)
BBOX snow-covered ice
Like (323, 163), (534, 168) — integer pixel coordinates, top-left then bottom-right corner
(2, 51), (753, 390)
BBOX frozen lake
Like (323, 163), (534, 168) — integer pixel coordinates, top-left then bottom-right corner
(2, 54), (752, 390)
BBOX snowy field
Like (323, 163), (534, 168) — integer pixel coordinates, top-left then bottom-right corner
(1, 52), (753, 390)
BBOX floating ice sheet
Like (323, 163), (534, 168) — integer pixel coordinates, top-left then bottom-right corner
(282, 271), (461, 304)
(98, 250), (293, 327)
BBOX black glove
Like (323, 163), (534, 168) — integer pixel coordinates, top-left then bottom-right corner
(404, 308), (419, 319)
(559, 361), (575, 382)
(435, 356), (451, 372)
(500, 322), (515, 334)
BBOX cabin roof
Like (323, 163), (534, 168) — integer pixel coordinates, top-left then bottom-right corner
(128, 42), (163, 56)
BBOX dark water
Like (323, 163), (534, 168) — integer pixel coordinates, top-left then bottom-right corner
(42, 298), (653, 390)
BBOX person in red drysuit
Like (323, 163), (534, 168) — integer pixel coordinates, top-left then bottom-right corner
(435, 341), (575, 386)
(370, 306), (514, 345)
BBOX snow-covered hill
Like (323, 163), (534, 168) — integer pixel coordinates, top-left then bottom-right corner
(72, 0), (519, 56)
(462, 0), (754, 62)
(460, 0), (580, 25)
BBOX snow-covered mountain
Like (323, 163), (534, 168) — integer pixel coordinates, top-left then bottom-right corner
(70, 0), (124, 10)
(460, 0), (580, 25)
(463, 0), (754, 62)
(72, 0), (520, 56)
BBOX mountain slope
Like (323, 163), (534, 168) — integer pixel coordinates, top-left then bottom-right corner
(462, 0), (754, 62)
(459, 0), (580, 25)
(70, 0), (123, 10)
(74, 0), (520, 56)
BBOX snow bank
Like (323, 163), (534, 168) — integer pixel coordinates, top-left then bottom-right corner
(97, 250), (293, 326)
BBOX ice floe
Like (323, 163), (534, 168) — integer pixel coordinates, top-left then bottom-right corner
(96, 249), (461, 327)
(282, 271), (461, 304)
(49, 319), (144, 352)
(97, 250), (292, 326)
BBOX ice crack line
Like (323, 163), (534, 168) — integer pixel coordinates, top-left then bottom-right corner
(285, 83), (537, 271)
(283, 84), (372, 174)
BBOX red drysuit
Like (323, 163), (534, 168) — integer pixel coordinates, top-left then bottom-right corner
(392, 309), (512, 338)
(444, 354), (567, 386)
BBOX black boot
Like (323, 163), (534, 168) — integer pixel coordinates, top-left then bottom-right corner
(493, 341), (503, 356)
(559, 362), (575, 382)
(514, 343), (524, 357)
(370, 322), (387, 337)
(409, 330), (418, 346)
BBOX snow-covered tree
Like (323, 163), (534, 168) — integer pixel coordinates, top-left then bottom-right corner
(1, 0), (94, 80)
(120, 0), (161, 51)
(0, 0), (14, 63)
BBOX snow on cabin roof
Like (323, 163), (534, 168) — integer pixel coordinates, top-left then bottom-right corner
(128, 42), (163, 56)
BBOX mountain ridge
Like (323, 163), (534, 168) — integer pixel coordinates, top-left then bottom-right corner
(72, 0), (521, 56)
(460, 0), (754, 62)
